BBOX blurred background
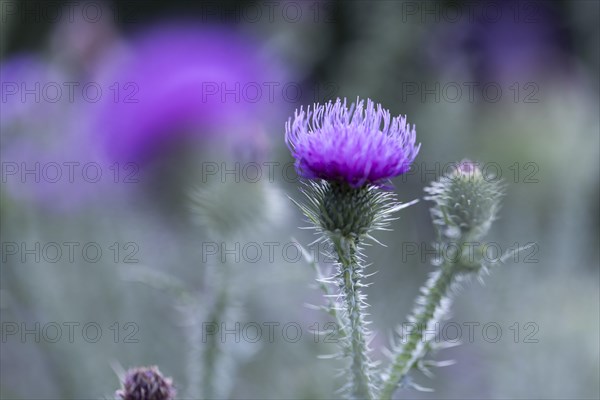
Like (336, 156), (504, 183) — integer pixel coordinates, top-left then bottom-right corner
(1, 0), (598, 399)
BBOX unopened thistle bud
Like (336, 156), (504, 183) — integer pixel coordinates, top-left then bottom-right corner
(116, 366), (176, 400)
(381, 161), (510, 398)
(425, 160), (504, 240)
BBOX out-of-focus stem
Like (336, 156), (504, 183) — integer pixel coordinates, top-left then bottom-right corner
(201, 261), (230, 399)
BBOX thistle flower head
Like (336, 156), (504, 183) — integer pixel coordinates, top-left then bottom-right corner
(425, 160), (504, 240)
(93, 23), (288, 165)
(286, 97), (420, 187)
(116, 366), (175, 400)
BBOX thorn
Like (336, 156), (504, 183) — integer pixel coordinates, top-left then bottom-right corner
(381, 346), (394, 360)
(110, 360), (126, 380)
(317, 353), (341, 359)
(303, 303), (321, 310)
(418, 362), (435, 379)
(424, 359), (456, 368)
(408, 381), (434, 392)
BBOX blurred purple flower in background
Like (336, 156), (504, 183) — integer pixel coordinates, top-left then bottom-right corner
(1, 20), (290, 213)
(285, 98), (420, 187)
(472, 3), (568, 83)
(0, 54), (112, 212)
(426, 0), (568, 84)
(91, 23), (289, 166)
(1, 55), (54, 128)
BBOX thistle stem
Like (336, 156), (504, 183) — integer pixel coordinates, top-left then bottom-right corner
(201, 262), (230, 399)
(333, 236), (374, 400)
(380, 264), (456, 400)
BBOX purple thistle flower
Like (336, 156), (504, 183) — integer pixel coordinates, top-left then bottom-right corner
(0, 53), (123, 212)
(116, 366), (175, 400)
(285, 98), (420, 187)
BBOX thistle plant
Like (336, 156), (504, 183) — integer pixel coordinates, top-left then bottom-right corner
(287, 99), (525, 399)
(286, 98), (420, 399)
(115, 173), (282, 399)
(379, 160), (507, 399)
(188, 175), (284, 399)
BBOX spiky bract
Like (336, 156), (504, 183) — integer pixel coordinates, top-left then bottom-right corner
(425, 160), (504, 240)
(293, 180), (416, 242)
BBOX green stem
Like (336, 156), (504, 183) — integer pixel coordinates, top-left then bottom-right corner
(380, 265), (455, 400)
(201, 262), (230, 399)
(334, 236), (374, 400)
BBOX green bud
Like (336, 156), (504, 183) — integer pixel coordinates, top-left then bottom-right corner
(190, 177), (285, 239)
(320, 182), (378, 237)
(294, 180), (411, 241)
(425, 160), (504, 240)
